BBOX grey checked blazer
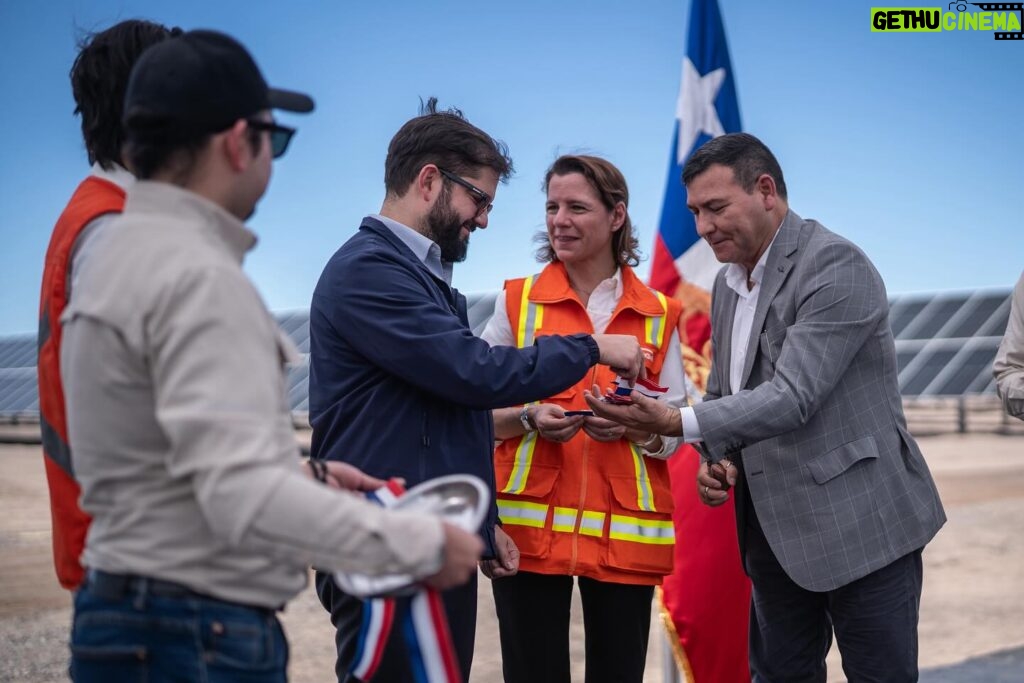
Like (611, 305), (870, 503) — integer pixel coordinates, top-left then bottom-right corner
(693, 210), (946, 592)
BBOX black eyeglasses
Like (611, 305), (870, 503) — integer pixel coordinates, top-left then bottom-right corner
(247, 120), (297, 159)
(438, 168), (493, 215)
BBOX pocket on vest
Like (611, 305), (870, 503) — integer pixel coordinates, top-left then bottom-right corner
(602, 474), (675, 576)
(496, 463), (561, 560)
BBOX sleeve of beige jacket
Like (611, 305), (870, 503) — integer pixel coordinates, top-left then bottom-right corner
(994, 272), (1024, 419)
(148, 264), (444, 578)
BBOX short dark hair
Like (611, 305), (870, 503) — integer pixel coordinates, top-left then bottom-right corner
(70, 19), (181, 170)
(681, 133), (788, 200)
(384, 97), (513, 197)
(124, 130), (265, 183)
(536, 154), (641, 268)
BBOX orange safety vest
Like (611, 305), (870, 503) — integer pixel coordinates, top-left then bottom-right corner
(494, 262), (684, 585)
(37, 175), (125, 589)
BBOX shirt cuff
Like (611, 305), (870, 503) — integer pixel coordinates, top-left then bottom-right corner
(681, 407), (702, 444)
(640, 434), (679, 459)
(576, 334), (601, 366)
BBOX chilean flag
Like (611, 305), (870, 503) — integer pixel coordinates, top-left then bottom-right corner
(652, 2), (753, 682)
(649, 0), (743, 296)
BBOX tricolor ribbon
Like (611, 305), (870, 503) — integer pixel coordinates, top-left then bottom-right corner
(350, 479), (461, 683)
(604, 376), (670, 403)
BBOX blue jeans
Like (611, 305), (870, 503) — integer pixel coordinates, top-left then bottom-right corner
(71, 576), (288, 682)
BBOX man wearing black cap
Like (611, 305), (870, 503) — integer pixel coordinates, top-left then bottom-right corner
(61, 30), (482, 682)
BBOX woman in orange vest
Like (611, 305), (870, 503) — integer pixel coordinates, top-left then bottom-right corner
(479, 155), (694, 682)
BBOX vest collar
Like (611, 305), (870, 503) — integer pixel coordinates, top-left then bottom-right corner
(529, 262), (665, 316)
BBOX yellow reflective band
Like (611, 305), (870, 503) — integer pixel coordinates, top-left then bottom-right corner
(631, 444), (656, 512)
(644, 291), (669, 348)
(502, 428), (538, 495)
(579, 510), (606, 537)
(497, 500), (549, 528)
(609, 515), (675, 545)
(516, 276), (544, 348)
(552, 507), (578, 533)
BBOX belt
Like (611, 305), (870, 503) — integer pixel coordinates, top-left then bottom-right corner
(85, 569), (279, 614)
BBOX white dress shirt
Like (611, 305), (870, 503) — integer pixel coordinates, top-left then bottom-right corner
(371, 214), (453, 285)
(681, 229), (780, 443)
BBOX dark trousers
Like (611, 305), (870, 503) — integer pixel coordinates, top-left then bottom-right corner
(491, 571), (655, 683)
(742, 487), (923, 683)
(314, 570), (477, 683)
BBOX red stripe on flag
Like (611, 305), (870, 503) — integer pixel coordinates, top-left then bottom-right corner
(649, 234), (681, 295)
(664, 445), (751, 682)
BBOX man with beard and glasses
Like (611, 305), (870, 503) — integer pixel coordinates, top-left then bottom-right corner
(308, 99), (648, 683)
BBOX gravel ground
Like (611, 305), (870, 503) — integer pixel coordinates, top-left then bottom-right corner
(2, 432), (1022, 682)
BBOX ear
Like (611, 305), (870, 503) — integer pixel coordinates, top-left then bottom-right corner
(610, 202), (627, 232)
(414, 164), (443, 205)
(223, 119), (253, 173)
(756, 173), (778, 211)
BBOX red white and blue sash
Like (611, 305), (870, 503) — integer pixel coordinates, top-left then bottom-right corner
(350, 480), (461, 683)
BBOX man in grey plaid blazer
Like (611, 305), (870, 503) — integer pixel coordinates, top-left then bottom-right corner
(587, 133), (945, 682)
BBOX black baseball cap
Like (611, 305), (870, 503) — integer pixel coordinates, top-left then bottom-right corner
(123, 29), (314, 140)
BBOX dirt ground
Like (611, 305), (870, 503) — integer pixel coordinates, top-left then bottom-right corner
(1, 431), (1022, 682)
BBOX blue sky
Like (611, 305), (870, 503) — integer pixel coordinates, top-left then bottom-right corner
(0, 0), (1021, 335)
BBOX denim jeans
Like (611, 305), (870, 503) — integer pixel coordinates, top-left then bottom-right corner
(70, 578), (288, 682)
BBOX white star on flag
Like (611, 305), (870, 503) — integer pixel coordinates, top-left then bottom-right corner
(676, 57), (727, 164)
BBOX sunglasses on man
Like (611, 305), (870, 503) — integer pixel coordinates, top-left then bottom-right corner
(247, 120), (297, 159)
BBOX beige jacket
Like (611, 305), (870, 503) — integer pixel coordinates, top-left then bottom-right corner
(61, 181), (442, 608)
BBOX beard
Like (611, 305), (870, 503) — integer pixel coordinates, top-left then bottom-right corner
(423, 188), (472, 263)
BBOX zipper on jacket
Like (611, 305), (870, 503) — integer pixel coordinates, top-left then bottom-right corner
(421, 410), (430, 448)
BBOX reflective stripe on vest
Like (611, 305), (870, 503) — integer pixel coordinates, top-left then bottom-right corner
(552, 507), (577, 533)
(512, 504), (609, 537)
(502, 425), (538, 495)
(608, 515), (675, 545)
(579, 510), (606, 537)
(497, 499), (548, 528)
(516, 275), (544, 348)
(644, 291), (669, 349)
(630, 444), (657, 513)
(550, 508), (606, 535)
(502, 274), (546, 495)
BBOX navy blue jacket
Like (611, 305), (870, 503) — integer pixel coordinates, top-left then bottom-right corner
(309, 218), (599, 555)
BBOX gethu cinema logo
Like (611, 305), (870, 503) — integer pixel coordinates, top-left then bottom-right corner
(871, 3), (1023, 37)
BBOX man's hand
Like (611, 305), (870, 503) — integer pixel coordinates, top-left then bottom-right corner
(480, 526), (520, 579)
(583, 385), (682, 435)
(696, 459), (738, 507)
(532, 403), (586, 443)
(424, 523), (484, 590)
(581, 415), (627, 443)
(591, 334), (646, 383)
(306, 460), (392, 492)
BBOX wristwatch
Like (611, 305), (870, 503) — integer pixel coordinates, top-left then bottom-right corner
(519, 404), (536, 432)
